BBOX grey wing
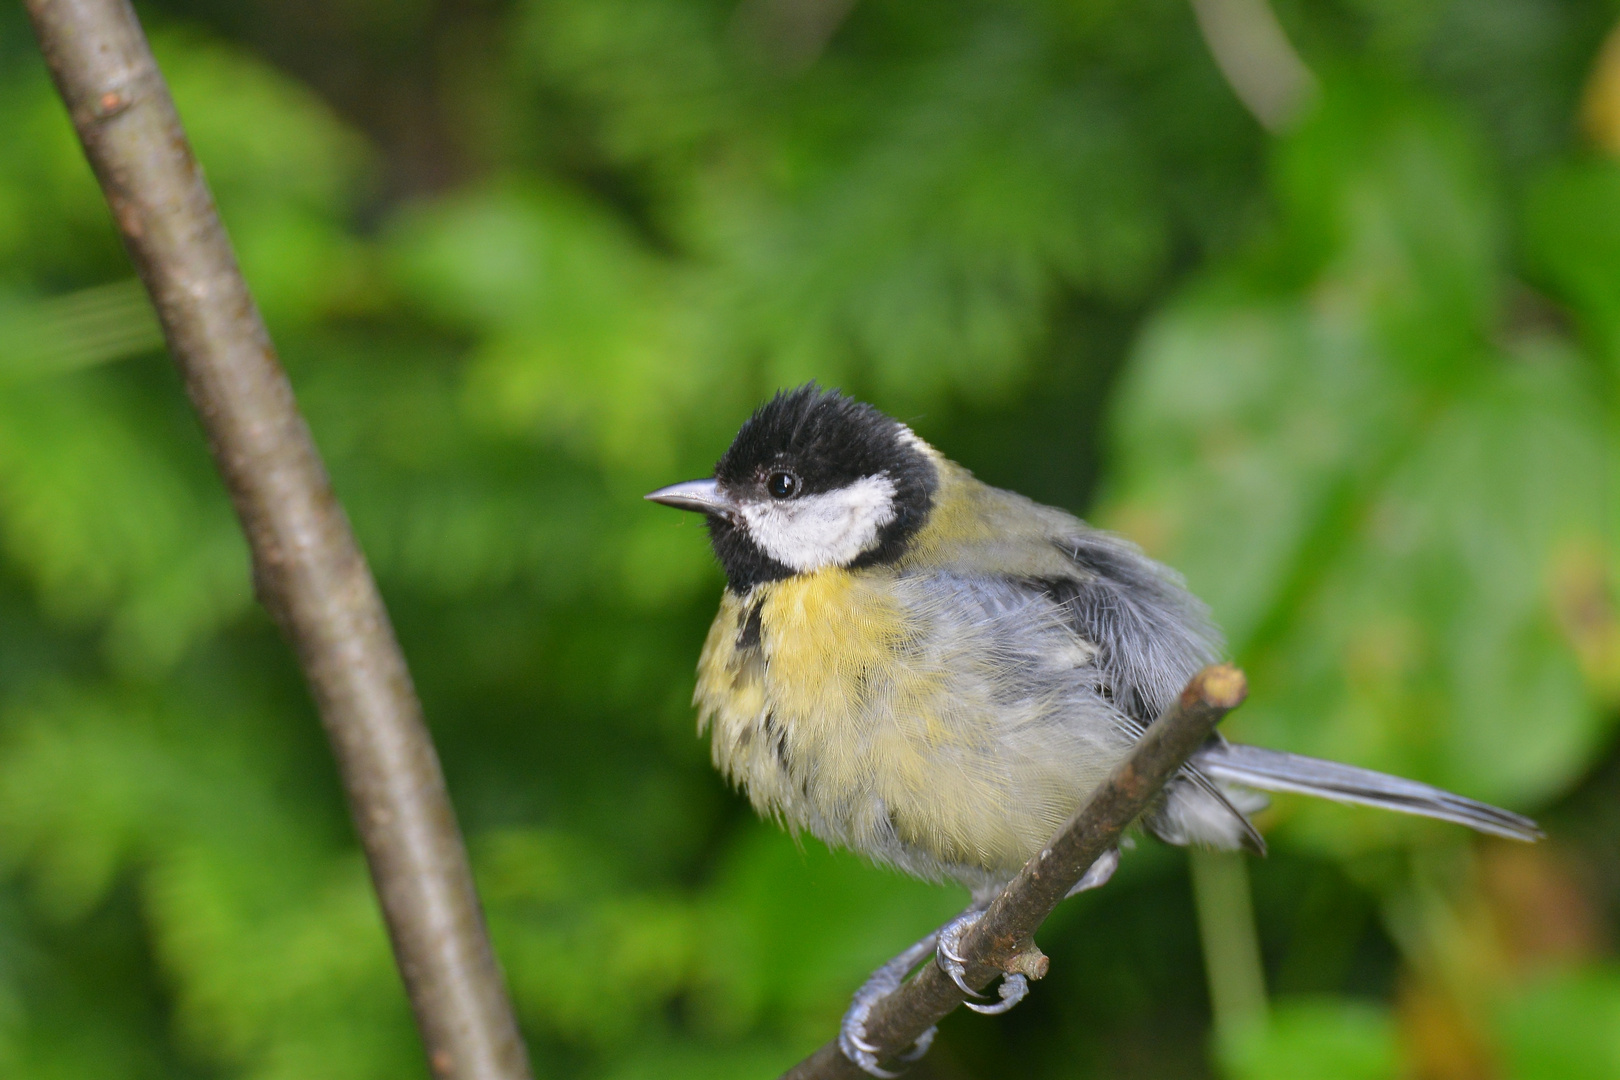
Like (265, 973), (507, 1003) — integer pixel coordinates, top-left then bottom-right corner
(1024, 531), (1541, 849)
(1041, 531), (1224, 720)
(1026, 531), (1267, 853)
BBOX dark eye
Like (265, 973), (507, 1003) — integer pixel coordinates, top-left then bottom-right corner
(766, 469), (801, 499)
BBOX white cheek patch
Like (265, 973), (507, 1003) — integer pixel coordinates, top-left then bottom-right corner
(739, 474), (899, 572)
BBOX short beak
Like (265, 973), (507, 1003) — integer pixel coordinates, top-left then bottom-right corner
(644, 478), (736, 517)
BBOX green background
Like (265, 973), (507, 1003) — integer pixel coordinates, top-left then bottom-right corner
(1, 1), (1619, 1077)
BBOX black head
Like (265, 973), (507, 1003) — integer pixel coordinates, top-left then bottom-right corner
(646, 385), (938, 591)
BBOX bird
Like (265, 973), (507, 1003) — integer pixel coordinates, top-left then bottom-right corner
(646, 384), (1540, 1076)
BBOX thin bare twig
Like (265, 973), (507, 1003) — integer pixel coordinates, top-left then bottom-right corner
(1189, 0), (1316, 132)
(20, 3), (532, 1079)
(781, 664), (1249, 1080)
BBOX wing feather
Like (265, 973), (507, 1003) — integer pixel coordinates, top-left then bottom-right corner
(1010, 531), (1264, 851)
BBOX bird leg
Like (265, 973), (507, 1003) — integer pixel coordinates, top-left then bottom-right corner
(839, 848), (1123, 1075)
(838, 930), (941, 1077)
(940, 847), (1121, 1013)
(934, 907), (1028, 1015)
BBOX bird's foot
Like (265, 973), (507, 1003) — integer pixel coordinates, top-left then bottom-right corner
(935, 909), (1030, 1015)
(838, 932), (939, 1077)
(1064, 846), (1121, 898)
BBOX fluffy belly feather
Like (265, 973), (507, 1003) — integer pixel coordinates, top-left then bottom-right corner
(695, 569), (1120, 885)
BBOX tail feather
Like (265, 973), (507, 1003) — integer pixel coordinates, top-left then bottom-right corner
(1196, 742), (1543, 843)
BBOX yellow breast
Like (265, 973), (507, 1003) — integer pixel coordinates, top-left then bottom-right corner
(695, 563), (1093, 881)
(696, 570), (909, 820)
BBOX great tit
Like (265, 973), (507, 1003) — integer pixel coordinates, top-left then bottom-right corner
(647, 384), (1539, 1075)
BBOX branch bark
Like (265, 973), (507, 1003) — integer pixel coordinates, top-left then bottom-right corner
(781, 664), (1249, 1080)
(20, 4), (532, 1079)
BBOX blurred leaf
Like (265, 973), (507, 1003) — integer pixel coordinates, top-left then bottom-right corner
(694, 824), (961, 1042)
(600, 1042), (799, 1080)
(1217, 997), (1398, 1080)
(0, 281), (162, 380)
(0, 2), (1616, 1078)
(155, 31), (370, 212)
(388, 179), (727, 476)
(1523, 159), (1620, 367)
(1500, 965), (1620, 1080)
(1104, 84), (1613, 846)
(0, 682), (420, 1080)
(478, 827), (703, 1044)
(157, 30), (377, 329)
(0, 378), (249, 668)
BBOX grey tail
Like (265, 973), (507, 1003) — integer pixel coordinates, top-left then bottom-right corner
(1195, 742), (1543, 843)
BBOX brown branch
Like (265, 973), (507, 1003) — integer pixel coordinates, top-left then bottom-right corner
(781, 664), (1249, 1080)
(20, 3), (532, 1079)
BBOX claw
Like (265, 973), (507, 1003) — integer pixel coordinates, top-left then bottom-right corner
(847, 1050), (898, 1079)
(838, 930), (941, 1076)
(935, 907), (1037, 1019)
(896, 1026), (936, 1062)
(838, 898), (1041, 1076)
(1065, 847), (1121, 898)
(839, 994), (900, 1078)
(943, 959), (977, 997)
(935, 909), (988, 998)
(964, 973), (1028, 1015)
(840, 1000), (899, 1076)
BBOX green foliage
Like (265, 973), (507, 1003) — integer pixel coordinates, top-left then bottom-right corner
(1501, 966), (1620, 1079)
(1105, 81), (1615, 849)
(0, 1), (1618, 1078)
(1218, 998), (1398, 1080)
(1524, 160), (1620, 368)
